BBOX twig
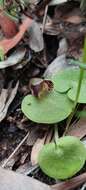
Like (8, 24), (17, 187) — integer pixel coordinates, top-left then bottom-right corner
(2, 131), (30, 168)
(42, 5), (48, 33)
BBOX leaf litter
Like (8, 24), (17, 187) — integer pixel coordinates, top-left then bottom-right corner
(1, 0), (86, 190)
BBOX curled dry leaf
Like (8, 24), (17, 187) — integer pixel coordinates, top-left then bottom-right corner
(0, 17), (33, 55)
(0, 48), (26, 69)
(0, 11), (18, 38)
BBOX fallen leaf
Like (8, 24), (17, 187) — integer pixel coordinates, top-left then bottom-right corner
(65, 15), (82, 24)
(0, 11), (18, 38)
(0, 17), (33, 54)
(0, 167), (51, 190)
(31, 137), (46, 165)
(44, 37), (79, 78)
(0, 48), (26, 69)
(44, 54), (73, 78)
(28, 21), (44, 52)
(0, 167), (86, 190)
(67, 119), (86, 139)
(57, 38), (68, 56)
(0, 81), (19, 122)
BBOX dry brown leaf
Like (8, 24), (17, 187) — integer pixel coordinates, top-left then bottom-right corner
(67, 119), (86, 139)
(0, 11), (18, 38)
(31, 136), (46, 166)
(45, 129), (53, 144)
(65, 15), (82, 24)
(0, 167), (86, 190)
(28, 21), (44, 52)
(0, 17), (33, 54)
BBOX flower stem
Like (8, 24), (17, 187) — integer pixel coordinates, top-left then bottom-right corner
(63, 69), (84, 136)
(64, 38), (86, 136)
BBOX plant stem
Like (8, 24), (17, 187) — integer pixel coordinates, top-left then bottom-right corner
(64, 38), (86, 136)
(63, 69), (84, 136)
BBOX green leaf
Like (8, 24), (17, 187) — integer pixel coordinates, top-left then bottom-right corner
(68, 81), (86, 103)
(22, 90), (73, 124)
(38, 136), (86, 179)
(52, 68), (86, 103)
(52, 68), (80, 93)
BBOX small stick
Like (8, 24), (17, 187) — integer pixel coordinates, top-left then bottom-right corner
(2, 131), (30, 168)
(42, 5), (48, 33)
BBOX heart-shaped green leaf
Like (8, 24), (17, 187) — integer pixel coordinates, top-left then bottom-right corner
(52, 68), (80, 93)
(22, 90), (73, 124)
(38, 136), (86, 179)
(68, 81), (86, 103)
(52, 68), (86, 103)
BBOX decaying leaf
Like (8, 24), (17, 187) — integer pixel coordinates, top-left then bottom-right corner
(0, 81), (19, 122)
(44, 38), (78, 78)
(0, 167), (86, 190)
(0, 11), (18, 38)
(44, 54), (69, 78)
(0, 17), (33, 54)
(28, 21), (44, 52)
(64, 15), (82, 24)
(0, 48), (26, 69)
(0, 167), (51, 190)
(67, 119), (86, 139)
